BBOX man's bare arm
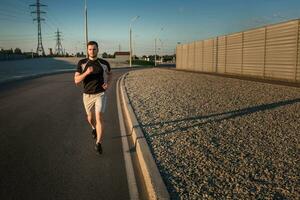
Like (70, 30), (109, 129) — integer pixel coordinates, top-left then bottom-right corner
(102, 72), (112, 90)
(74, 67), (93, 84)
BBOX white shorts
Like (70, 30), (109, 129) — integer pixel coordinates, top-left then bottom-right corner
(83, 92), (107, 114)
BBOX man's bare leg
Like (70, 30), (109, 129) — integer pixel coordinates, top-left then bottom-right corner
(87, 112), (96, 129)
(95, 112), (104, 144)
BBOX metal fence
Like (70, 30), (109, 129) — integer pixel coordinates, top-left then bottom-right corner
(176, 19), (300, 82)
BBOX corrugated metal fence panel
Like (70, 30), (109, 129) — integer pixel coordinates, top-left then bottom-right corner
(243, 27), (265, 77)
(226, 32), (243, 74)
(182, 44), (188, 69)
(297, 20), (300, 82)
(176, 45), (179, 69)
(176, 19), (300, 82)
(203, 39), (214, 72)
(213, 38), (217, 72)
(176, 45), (182, 69)
(188, 42), (195, 70)
(194, 41), (203, 72)
(179, 45), (184, 69)
(265, 20), (298, 80)
(217, 36), (226, 73)
(186, 43), (190, 70)
(180, 45), (184, 69)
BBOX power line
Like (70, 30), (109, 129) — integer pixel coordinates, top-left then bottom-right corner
(44, 7), (78, 41)
(0, 34), (36, 38)
(44, 7), (62, 29)
(44, 21), (57, 32)
(0, 38), (52, 43)
(2, 0), (31, 14)
(0, 12), (32, 20)
(34, 4), (80, 48)
(0, 38), (36, 42)
(47, 17), (60, 30)
(0, 8), (32, 17)
(14, 0), (31, 7)
(0, 17), (32, 24)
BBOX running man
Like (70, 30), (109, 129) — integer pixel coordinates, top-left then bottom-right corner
(74, 41), (111, 154)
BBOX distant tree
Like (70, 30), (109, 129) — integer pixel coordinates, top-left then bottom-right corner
(108, 54), (115, 58)
(162, 55), (174, 62)
(148, 55), (160, 61)
(6, 49), (13, 54)
(102, 52), (108, 58)
(76, 52), (85, 57)
(148, 55), (155, 61)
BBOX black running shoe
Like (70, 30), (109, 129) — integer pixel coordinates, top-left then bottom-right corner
(92, 129), (96, 139)
(95, 143), (103, 154)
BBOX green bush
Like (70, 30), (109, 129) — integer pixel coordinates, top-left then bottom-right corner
(132, 60), (154, 66)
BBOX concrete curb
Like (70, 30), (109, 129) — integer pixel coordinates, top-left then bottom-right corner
(118, 73), (170, 200)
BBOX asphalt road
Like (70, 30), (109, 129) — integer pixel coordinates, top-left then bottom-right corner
(0, 69), (132, 200)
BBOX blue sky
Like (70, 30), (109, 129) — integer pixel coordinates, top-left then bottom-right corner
(0, 0), (300, 56)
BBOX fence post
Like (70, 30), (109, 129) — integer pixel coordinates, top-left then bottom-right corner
(193, 41), (196, 71)
(180, 45), (183, 69)
(263, 26), (267, 78)
(294, 20), (299, 82)
(216, 37), (219, 73)
(176, 44), (183, 68)
(202, 41), (204, 72)
(225, 36), (227, 73)
(175, 46), (177, 68)
(212, 39), (214, 72)
(185, 44), (190, 70)
(176, 45), (179, 69)
(241, 32), (244, 75)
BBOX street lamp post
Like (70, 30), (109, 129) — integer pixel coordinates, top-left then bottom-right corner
(154, 38), (157, 67)
(175, 42), (181, 63)
(84, 0), (88, 57)
(130, 26), (132, 66)
(154, 27), (163, 67)
(159, 38), (164, 63)
(129, 16), (139, 67)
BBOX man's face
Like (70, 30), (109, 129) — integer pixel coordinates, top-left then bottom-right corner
(87, 44), (98, 58)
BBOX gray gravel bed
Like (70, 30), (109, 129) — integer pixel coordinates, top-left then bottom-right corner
(124, 68), (300, 200)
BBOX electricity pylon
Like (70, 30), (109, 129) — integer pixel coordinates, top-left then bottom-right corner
(30, 0), (47, 56)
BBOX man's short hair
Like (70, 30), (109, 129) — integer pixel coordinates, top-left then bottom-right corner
(87, 41), (98, 48)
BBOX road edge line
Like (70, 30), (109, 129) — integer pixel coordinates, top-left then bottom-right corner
(119, 73), (170, 200)
(116, 76), (140, 200)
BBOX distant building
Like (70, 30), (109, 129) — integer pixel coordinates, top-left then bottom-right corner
(114, 51), (130, 62)
(142, 55), (150, 61)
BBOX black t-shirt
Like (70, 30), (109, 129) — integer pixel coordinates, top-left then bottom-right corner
(76, 58), (111, 94)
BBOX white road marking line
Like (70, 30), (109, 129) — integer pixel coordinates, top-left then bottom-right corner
(116, 77), (140, 200)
